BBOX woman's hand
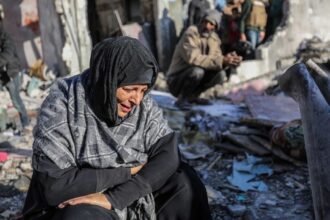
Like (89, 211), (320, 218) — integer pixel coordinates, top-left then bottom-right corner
(130, 163), (145, 175)
(58, 193), (111, 210)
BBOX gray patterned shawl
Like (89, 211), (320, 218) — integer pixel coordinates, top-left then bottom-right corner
(33, 74), (172, 219)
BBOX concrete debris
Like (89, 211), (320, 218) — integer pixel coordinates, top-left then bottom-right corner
(227, 204), (247, 217)
(245, 95), (301, 125)
(205, 185), (226, 205)
(179, 143), (213, 160)
(297, 36), (330, 64)
(227, 154), (272, 192)
(0, 77), (315, 219)
(13, 175), (30, 192)
(26, 77), (41, 98)
(150, 90), (312, 219)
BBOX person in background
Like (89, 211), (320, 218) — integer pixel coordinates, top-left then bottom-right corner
(217, 0), (242, 54)
(167, 9), (242, 109)
(215, 0), (227, 12)
(22, 36), (212, 220)
(266, 0), (288, 39)
(0, 17), (30, 130)
(239, 0), (268, 51)
(187, 0), (211, 27)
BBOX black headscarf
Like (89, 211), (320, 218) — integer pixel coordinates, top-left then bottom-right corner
(83, 36), (158, 126)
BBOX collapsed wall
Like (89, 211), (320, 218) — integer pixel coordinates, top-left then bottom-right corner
(4, 0), (330, 79)
(234, 0), (330, 83)
(0, 0), (92, 76)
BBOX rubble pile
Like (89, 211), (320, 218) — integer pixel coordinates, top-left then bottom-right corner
(297, 36), (330, 65)
(0, 77), (315, 219)
(0, 71), (45, 219)
(152, 88), (313, 219)
(0, 132), (34, 219)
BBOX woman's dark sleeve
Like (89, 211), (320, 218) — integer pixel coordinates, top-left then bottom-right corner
(105, 132), (180, 210)
(34, 153), (131, 206)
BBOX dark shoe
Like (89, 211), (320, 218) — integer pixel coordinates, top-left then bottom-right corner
(189, 97), (212, 105)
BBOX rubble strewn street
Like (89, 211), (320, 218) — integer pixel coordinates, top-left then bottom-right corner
(151, 84), (314, 219)
(2, 0), (330, 218)
(0, 71), (316, 219)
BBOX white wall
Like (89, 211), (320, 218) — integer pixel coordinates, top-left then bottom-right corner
(235, 0), (330, 82)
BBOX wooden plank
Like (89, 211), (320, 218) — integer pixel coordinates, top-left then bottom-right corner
(213, 141), (249, 154)
(240, 117), (275, 128)
(229, 126), (268, 138)
(249, 135), (303, 166)
(222, 132), (270, 156)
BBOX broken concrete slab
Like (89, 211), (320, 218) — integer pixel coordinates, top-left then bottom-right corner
(245, 95), (301, 124)
(227, 204), (247, 217)
(227, 154), (272, 192)
(178, 143), (213, 160)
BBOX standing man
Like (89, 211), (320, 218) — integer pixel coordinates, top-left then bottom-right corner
(187, 0), (211, 27)
(0, 23), (30, 129)
(167, 9), (242, 109)
(239, 0), (268, 50)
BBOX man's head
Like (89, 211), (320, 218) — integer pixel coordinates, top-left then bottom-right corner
(201, 9), (222, 33)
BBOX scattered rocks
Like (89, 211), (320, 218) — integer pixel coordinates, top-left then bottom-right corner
(14, 175), (30, 192)
(227, 204), (247, 217)
(0, 88), (315, 219)
(20, 162), (32, 172)
(205, 185), (226, 205)
(1, 160), (12, 170)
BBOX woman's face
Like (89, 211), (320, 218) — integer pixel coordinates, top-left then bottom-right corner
(116, 84), (148, 118)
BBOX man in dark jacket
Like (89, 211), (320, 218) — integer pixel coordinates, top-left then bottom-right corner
(0, 24), (29, 128)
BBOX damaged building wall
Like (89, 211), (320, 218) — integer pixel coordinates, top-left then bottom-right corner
(234, 0), (330, 83)
(87, 0), (157, 59)
(37, 1), (67, 77)
(0, 0), (42, 68)
(0, 0), (92, 76)
(154, 0), (183, 71)
(53, 0), (92, 75)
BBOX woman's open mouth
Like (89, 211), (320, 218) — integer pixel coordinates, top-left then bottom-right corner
(120, 103), (132, 113)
